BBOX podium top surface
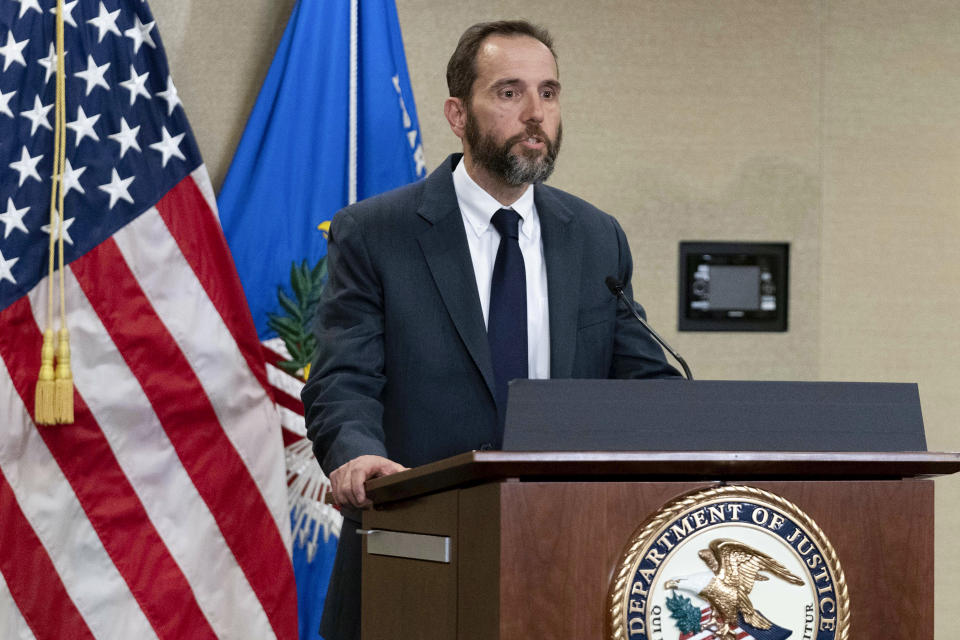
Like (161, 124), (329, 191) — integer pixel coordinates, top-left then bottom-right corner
(365, 450), (960, 505)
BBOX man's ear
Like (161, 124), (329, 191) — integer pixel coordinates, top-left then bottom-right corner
(444, 97), (466, 139)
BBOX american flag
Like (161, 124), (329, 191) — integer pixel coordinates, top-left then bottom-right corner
(0, 0), (297, 638)
(679, 607), (755, 640)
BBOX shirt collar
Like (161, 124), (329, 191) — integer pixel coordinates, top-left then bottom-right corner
(453, 157), (536, 239)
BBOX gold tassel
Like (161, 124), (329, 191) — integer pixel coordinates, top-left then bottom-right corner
(54, 327), (74, 423)
(35, 329), (57, 425)
(37, 0), (68, 426)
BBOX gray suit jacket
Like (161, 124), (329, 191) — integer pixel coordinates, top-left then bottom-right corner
(303, 153), (679, 476)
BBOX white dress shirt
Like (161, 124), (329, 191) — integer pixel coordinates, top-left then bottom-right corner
(452, 158), (550, 380)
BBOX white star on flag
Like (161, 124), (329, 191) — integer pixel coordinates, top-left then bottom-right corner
(0, 250), (18, 284)
(98, 168), (135, 208)
(48, 0), (79, 28)
(20, 95), (53, 135)
(119, 64), (150, 105)
(0, 198), (29, 239)
(87, 1), (121, 42)
(67, 105), (101, 146)
(0, 32), (29, 71)
(0, 89), (14, 118)
(108, 117), (141, 158)
(156, 75), (181, 115)
(40, 216), (75, 246)
(12, 0), (41, 19)
(124, 14), (156, 53)
(149, 126), (186, 167)
(74, 54), (111, 95)
(38, 43), (68, 84)
(9, 145), (43, 186)
(62, 159), (87, 196)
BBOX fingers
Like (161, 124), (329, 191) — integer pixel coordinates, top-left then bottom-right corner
(349, 462), (370, 508)
(329, 455), (407, 509)
(371, 458), (406, 478)
(330, 462), (365, 508)
(329, 463), (350, 507)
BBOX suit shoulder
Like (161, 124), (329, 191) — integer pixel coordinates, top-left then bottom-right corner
(538, 184), (624, 233)
(336, 179), (427, 228)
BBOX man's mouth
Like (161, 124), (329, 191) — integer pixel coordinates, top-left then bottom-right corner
(521, 135), (544, 148)
(514, 131), (546, 150)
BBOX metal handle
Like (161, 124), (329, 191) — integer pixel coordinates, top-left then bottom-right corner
(358, 528), (451, 563)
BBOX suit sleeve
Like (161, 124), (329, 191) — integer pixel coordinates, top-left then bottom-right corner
(609, 218), (683, 379)
(301, 209), (390, 475)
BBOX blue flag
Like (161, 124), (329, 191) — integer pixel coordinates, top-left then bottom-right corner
(218, 0), (424, 340)
(217, 1), (425, 639)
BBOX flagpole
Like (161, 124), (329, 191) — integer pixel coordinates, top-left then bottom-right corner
(348, 0), (358, 205)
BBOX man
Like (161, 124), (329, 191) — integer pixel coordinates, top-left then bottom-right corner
(302, 20), (680, 640)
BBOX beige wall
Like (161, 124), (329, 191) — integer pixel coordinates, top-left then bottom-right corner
(154, 0), (960, 633)
(152, 0), (296, 190)
(817, 0), (960, 624)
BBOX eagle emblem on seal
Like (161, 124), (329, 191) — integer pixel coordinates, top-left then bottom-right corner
(665, 538), (804, 640)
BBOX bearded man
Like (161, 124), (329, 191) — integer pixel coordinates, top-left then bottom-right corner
(301, 20), (680, 640)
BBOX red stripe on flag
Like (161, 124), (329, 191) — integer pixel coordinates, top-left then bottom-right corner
(0, 463), (95, 640)
(71, 239), (297, 640)
(261, 344), (288, 368)
(262, 343), (306, 416)
(155, 176), (273, 398)
(273, 383), (305, 417)
(282, 428), (305, 448)
(0, 296), (217, 640)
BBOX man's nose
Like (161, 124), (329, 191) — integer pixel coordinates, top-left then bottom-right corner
(522, 93), (544, 123)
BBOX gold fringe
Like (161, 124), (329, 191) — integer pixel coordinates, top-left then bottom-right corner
(54, 328), (73, 423)
(35, 329), (57, 425)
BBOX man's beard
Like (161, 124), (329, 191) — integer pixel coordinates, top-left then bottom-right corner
(465, 109), (562, 186)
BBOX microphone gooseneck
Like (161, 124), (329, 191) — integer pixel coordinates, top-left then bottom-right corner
(604, 277), (693, 380)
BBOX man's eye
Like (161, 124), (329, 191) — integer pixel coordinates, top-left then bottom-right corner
(541, 90), (554, 99)
(502, 89), (515, 98)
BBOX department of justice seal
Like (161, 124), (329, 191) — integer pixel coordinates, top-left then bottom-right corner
(607, 486), (849, 640)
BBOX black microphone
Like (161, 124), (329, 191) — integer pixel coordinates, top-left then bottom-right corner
(604, 276), (693, 380)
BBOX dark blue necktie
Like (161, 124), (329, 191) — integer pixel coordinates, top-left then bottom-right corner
(487, 208), (528, 435)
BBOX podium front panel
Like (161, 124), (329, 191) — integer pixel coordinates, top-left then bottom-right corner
(363, 478), (933, 639)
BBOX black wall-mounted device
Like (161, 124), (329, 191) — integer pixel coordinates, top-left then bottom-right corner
(678, 241), (789, 332)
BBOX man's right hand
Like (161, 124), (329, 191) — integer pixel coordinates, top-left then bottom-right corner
(329, 455), (407, 509)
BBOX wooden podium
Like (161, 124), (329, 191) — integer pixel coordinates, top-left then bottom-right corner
(360, 451), (960, 639)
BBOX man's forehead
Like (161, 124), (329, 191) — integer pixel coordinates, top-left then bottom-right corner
(474, 34), (558, 82)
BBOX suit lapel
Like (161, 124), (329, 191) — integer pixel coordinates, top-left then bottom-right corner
(536, 186), (581, 379)
(417, 157), (497, 399)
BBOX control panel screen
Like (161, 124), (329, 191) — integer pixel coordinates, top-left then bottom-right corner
(679, 242), (788, 331)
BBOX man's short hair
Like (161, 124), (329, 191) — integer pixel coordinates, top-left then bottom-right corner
(446, 20), (557, 103)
